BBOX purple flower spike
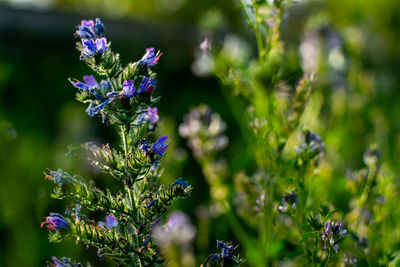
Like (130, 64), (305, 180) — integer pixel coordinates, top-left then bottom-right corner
(95, 37), (108, 53)
(105, 214), (118, 228)
(123, 80), (136, 98)
(41, 213), (68, 230)
(140, 48), (162, 67)
(151, 136), (169, 156)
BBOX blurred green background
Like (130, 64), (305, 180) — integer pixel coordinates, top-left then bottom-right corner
(1, 0), (400, 266)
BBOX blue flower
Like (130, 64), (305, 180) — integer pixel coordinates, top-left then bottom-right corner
(140, 139), (151, 153)
(122, 80), (136, 98)
(105, 214), (118, 228)
(75, 19), (95, 39)
(95, 37), (108, 53)
(139, 77), (157, 95)
(140, 48), (162, 67)
(172, 178), (189, 188)
(151, 136), (168, 156)
(45, 169), (73, 185)
(93, 18), (104, 37)
(216, 240), (235, 259)
(98, 214), (118, 230)
(71, 75), (103, 100)
(82, 39), (97, 57)
(81, 38), (108, 58)
(41, 213), (69, 230)
(75, 18), (104, 39)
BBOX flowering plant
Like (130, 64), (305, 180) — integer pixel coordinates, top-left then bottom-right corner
(41, 18), (192, 266)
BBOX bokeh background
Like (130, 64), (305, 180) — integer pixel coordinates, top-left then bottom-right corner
(1, 0), (400, 266)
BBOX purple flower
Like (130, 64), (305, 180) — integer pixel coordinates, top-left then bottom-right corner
(151, 136), (168, 156)
(75, 18), (104, 39)
(71, 76), (104, 100)
(98, 214), (118, 230)
(105, 214), (118, 228)
(75, 19), (95, 38)
(146, 107), (159, 123)
(172, 178), (189, 188)
(140, 48), (162, 67)
(71, 75), (98, 90)
(41, 213), (68, 230)
(138, 107), (159, 124)
(139, 77), (157, 95)
(50, 256), (67, 267)
(95, 37), (108, 53)
(322, 220), (347, 253)
(50, 256), (81, 267)
(122, 80), (136, 98)
(82, 39), (97, 57)
(81, 38), (108, 58)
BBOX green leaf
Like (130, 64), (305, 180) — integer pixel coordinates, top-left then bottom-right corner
(323, 209), (337, 223)
(239, 0), (257, 29)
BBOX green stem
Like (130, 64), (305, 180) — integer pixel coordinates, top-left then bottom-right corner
(313, 233), (318, 267)
(323, 252), (332, 267)
(256, 28), (264, 65)
(121, 125), (130, 158)
(356, 164), (376, 230)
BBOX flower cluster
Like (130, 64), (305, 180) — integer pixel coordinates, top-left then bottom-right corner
(41, 18), (192, 266)
(322, 220), (347, 253)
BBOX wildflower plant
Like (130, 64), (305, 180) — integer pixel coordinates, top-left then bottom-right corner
(184, 0), (400, 265)
(188, 0), (353, 266)
(41, 18), (192, 266)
